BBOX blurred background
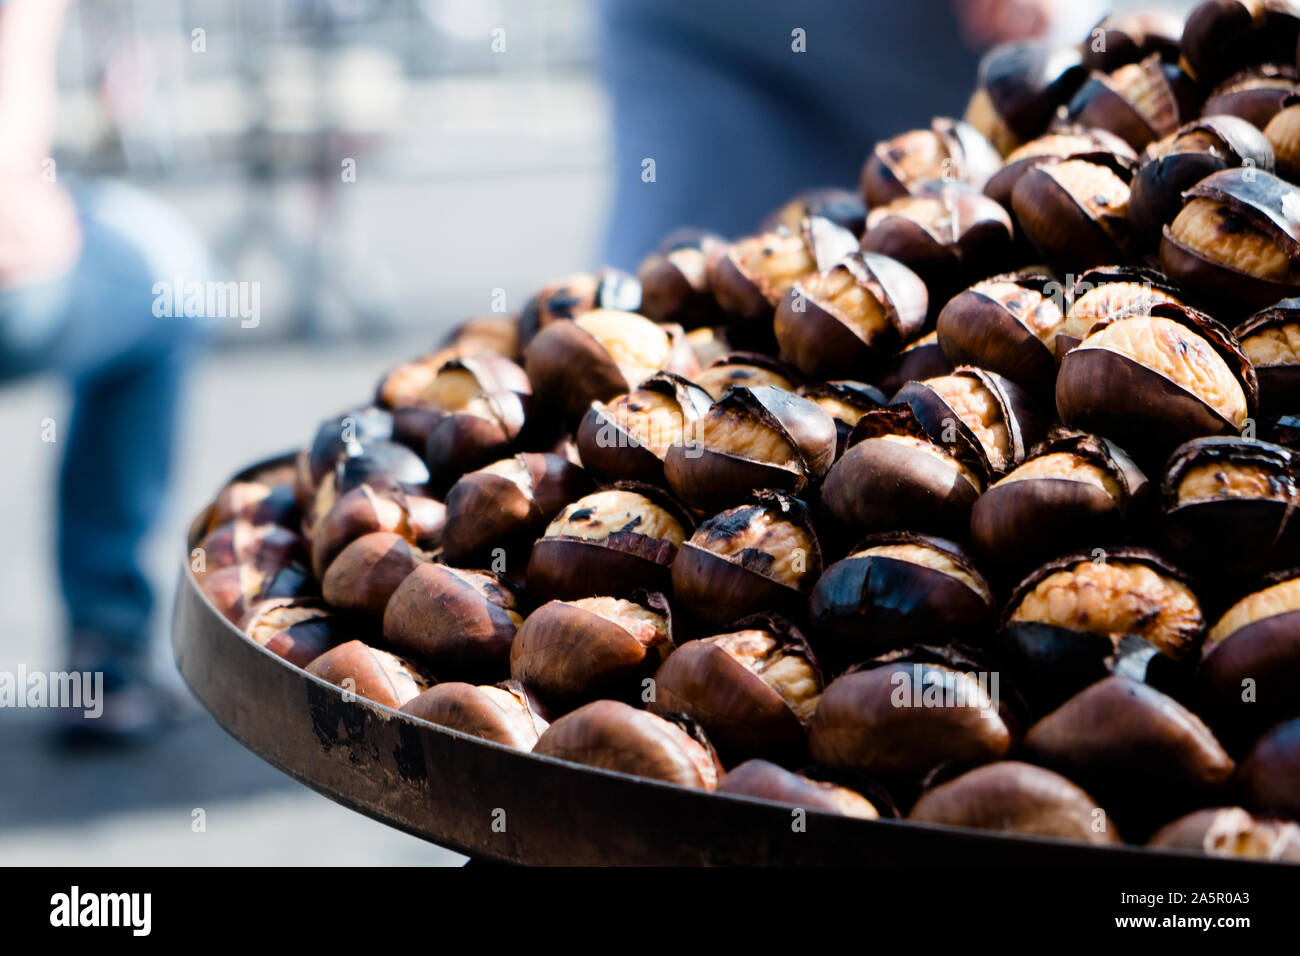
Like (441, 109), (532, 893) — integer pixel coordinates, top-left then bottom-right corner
(0, 0), (1190, 865)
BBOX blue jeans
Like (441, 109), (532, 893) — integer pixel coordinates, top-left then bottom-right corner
(0, 179), (208, 664)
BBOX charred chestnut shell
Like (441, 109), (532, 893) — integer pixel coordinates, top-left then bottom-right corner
(717, 759), (881, 819)
(809, 532), (995, 664)
(1238, 716), (1300, 817)
(304, 639), (432, 710)
(861, 117), (1001, 207)
(649, 614), (822, 764)
(1236, 297), (1300, 414)
(965, 42), (1087, 155)
(1148, 806), (1300, 860)
(795, 381), (886, 457)
(1012, 156), (1133, 273)
(532, 699), (723, 790)
(1066, 54), (1200, 153)
(663, 385), (836, 511)
(525, 485), (694, 601)
(909, 761), (1121, 845)
(1204, 63), (1300, 129)
(400, 679), (549, 750)
(774, 251), (928, 380)
(382, 563), (522, 679)
(1179, 0), (1300, 87)
(1083, 11), (1184, 74)
(321, 531), (432, 617)
(519, 268), (642, 346)
(635, 230), (726, 329)
(670, 493), (823, 629)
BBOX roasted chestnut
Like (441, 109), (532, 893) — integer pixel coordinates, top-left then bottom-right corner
(305, 407), (395, 489)
(809, 533), (994, 663)
(1203, 64), (1299, 129)
(964, 42), (1087, 155)
(1147, 806), (1300, 859)
(575, 373), (712, 485)
(1012, 157), (1132, 272)
(1022, 675), (1235, 833)
(198, 556), (316, 626)
(795, 381), (886, 457)
(509, 592), (673, 708)
(441, 314), (521, 362)
(519, 268), (642, 345)
(400, 679), (549, 750)
(523, 310), (698, 421)
(1179, 0), (1300, 87)
(820, 407), (984, 542)
(877, 331), (953, 395)
(860, 118), (1001, 207)
(717, 759), (880, 819)
(382, 563), (520, 679)
(774, 251), (927, 380)
(204, 480), (299, 535)
(692, 352), (799, 399)
(761, 188), (868, 238)
(1054, 264), (1186, 355)
(321, 531), (433, 617)
(1056, 302), (1258, 467)
(239, 598), (352, 668)
(893, 367), (1048, 479)
(440, 452), (592, 567)
(304, 639), (432, 709)
(971, 430), (1150, 570)
(1264, 90), (1300, 181)
(195, 520), (307, 581)
(1160, 167), (1300, 320)
(532, 699), (723, 790)
(909, 761), (1120, 845)
(304, 437), (433, 539)
(982, 128), (1138, 213)
(662, 386), (836, 511)
(1237, 715), (1300, 817)
(1066, 54), (1200, 153)
(525, 486), (692, 601)
(670, 494), (822, 629)
(309, 483), (445, 579)
(808, 645), (1015, 783)
(1082, 10), (1184, 73)
(1129, 117), (1276, 249)
(935, 271), (1065, 396)
(649, 614), (822, 763)
(635, 230), (726, 328)
(1236, 297), (1300, 413)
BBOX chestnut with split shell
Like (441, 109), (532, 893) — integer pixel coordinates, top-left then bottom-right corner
(400, 679), (549, 751)
(305, 406), (395, 489)
(983, 128), (1138, 214)
(239, 598), (353, 668)
(575, 373), (712, 486)
(1082, 10), (1184, 74)
(761, 188), (867, 238)
(1202, 63), (1299, 130)
(877, 331), (953, 396)
(1148, 807), (1300, 860)
(1012, 156), (1132, 273)
(1179, 0), (1300, 87)
(204, 480), (299, 535)
(964, 42), (1087, 155)
(1235, 297), (1300, 414)
(636, 230), (726, 328)
(1053, 264), (1186, 356)
(532, 699), (723, 790)
(795, 381), (886, 458)
(860, 117), (1001, 207)
(692, 352), (800, 400)
(1264, 90), (1300, 182)
(717, 759), (880, 819)
(909, 761), (1121, 845)
(519, 268), (642, 346)
(1065, 53), (1200, 153)
(304, 639), (433, 710)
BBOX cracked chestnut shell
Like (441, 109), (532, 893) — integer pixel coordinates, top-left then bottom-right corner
(321, 531), (433, 617)
(1160, 167), (1300, 320)
(1200, 569), (1300, 742)
(1160, 437), (1299, 583)
(820, 407), (984, 542)
(1066, 54), (1200, 153)
(893, 366), (1048, 480)
(663, 385), (836, 511)
(1236, 297), (1300, 414)
(400, 679), (549, 750)
(523, 309), (697, 422)
(983, 128), (1138, 213)
(964, 43), (1087, 155)
(795, 381), (886, 457)
(525, 485), (693, 601)
(509, 591), (673, 708)
(909, 761), (1121, 845)
(878, 331), (953, 395)
(1129, 117), (1276, 249)
(1238, 716), (1300, 817)
(761, 188), (868, 238)
(518, 268), (642, 346)
(935, 270), (1065, 396)
(649, 614), (822, 764)
(1204, 64), (1299, 129)
(971, 429), (1150, 570)
(997, 546), (1205, 712)
(1054, 264), (1186, 356)
(532, 699), (723, 790)
(575, 372), (712, 486)
(1180, 0), (1300, 87)
(1148, 807), (1300, 860)
(309, 483), (445, 579)
(717, 759), (880, 819)
(1056, 301), (1258, 470)
(239, 598), (353, 668)
(1082, 10), (1184, 74)
(1023, 675), (1235, 835)
(198, 561), (314, 625)
(774, 251), (928, 380)
(809, 532), (994, 664)
(1012, 156), (1133, 273)
(808, 645), (1015, 782)
(440, 452), (592, 567)
(304, 639), (433, 710)
(861, 118), (1001, 207)
(635, 230), (726, 328)
(670, 494), (823, 628)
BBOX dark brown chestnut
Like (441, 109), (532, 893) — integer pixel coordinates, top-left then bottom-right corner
(523, 310), (698, 422)
(670, 494), (823, 628)
(662, 385), (836, 511)
(877, 331), (954, 395)
(525, 486), (692, 601)
(964, 43), (1087, 155)
(1066, 54), (1200, 153)
(692, 351), (800, 400)
(774, 251), (927, 381)
(635, 230), (726, 328)
(399, 679), (549, 750)
(1179, 0), (1300, 87)
(440, 452), (592, 567)
(1012, 156), (1133, 273)
(304, 639), (433, 709)
(1147, 806), (1300, 859)
(382, 563), (521, 678)
(1204, 64), (1299, 129)
(1160, 167), (1300, 320)
(518, 268), (642, 346)
(321, 531), (432, 617)
(1236, 297), (1300, 413)
(575, 372), (712, 485)
(309, 483), (445, 579)
(909, 761), (1121, 845)
(1237, 716), (1300, 817)
(808, 645), (1015, 782)
(532, 699), (723, 789)
(717, 759), (880, 819)
(860, 118), (1001, 207)
(509, 592), (673, 708)
(239, 598), (352, 668)
(795, 381), (886, 457)
(1082, 10), (1184, 74)
(649, 614), (822, 763)
(820, 406), (984, 542)
(809, 533), (994, 663)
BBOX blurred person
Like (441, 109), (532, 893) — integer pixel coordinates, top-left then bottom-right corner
(0, 0), (209, 743)
(597, 0), (1105, 268)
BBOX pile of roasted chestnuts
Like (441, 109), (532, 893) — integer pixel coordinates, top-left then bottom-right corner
(193, 1), (1300, 862)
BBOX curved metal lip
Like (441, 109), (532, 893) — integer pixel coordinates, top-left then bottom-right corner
(172, 451), (1278, 866)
